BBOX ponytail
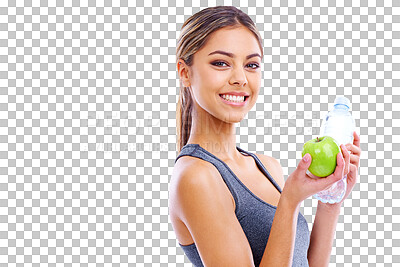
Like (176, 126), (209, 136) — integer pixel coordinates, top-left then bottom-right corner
(176, 81), (193, 153)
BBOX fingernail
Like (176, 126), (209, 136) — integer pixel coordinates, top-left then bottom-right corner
(303, 153), (310, 162)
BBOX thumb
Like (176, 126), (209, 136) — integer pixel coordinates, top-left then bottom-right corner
(296, 153), (312, 174)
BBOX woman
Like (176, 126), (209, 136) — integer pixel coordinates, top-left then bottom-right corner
(169, 6), (361, 267)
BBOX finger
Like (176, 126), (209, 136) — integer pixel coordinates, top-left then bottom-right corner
(349, 154), (360, 167)
(324, 152), (345, 185)
(353, 131), (360, 147)
(347, 163), (358, 185)
(341, 144), (350, 176)
(297, 153), (312, 174)
(306, 171), (320, 179)
(345, 143), (361, 156)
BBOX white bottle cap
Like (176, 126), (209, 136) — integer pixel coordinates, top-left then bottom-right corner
(334, 96), (351, 109)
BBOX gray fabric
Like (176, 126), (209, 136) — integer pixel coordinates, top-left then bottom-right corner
(175, 144), (310, 267)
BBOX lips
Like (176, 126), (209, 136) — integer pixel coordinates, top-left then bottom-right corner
(219, 94), (246, 102)
(219, 93), (249, 106)
(219, 91), (250, 97)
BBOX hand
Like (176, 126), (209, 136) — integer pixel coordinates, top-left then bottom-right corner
(318, 131), (361, 209)
(281, 145), (349, 208)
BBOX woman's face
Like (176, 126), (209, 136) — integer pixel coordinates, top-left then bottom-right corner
(180, 25), (262, 123)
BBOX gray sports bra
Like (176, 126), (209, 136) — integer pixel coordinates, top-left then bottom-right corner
(175, 143), (310, 267)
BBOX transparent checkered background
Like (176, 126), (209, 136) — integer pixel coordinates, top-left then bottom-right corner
(0, 0), (399, 266)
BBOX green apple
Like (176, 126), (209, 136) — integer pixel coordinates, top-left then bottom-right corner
(302, 136), (341, 177)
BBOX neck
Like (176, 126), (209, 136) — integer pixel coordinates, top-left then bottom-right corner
(186, 103), (242, 162)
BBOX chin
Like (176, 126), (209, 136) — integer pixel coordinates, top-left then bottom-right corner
(220, 114), (245, 124)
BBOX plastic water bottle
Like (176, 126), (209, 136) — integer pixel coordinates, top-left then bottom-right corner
(313, 96), (356, 204)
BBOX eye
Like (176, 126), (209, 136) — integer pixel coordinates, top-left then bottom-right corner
(247, 63), (260, 69)
(211, 61), (228, 67)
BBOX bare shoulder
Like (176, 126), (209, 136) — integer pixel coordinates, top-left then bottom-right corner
(169, 156), (255, 266)
(171, 155), (214, 181)
(254, 153), (285, 190)
(170, 156), (220, 189)
(169, 156), (234, 219)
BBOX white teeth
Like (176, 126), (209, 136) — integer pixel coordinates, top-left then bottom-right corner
(221, 94), (245, 103)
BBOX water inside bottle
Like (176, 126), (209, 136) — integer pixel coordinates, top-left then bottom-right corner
(314, 97), (355, 203)
(320, 116), (354, 145)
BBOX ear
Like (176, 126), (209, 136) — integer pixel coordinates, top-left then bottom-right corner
(177, 60), (191, 87)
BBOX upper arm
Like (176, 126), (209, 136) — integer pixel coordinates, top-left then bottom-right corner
(171, 160), (255, 267)
(256, 154), (285, 191)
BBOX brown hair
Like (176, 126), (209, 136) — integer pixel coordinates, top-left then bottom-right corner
(175, 6), (263, 152)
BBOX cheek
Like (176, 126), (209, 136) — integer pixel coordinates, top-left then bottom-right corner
(193, 69), (228, 98)
(193, 65), (223, 86)
(190, 70), (218, 104)
(204, 69), (227, 86)
(249, 73), (261, 92)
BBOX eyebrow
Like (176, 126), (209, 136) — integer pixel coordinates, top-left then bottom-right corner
(208, 50), (261, 60)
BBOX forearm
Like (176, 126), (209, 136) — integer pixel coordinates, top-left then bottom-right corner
(307, 203), (341, 267)
(259, 196), (300, 267)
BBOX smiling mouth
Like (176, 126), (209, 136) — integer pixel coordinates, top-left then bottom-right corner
(219, 94), (249, 103)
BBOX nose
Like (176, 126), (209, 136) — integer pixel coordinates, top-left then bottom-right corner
(229, 67), (247, 87)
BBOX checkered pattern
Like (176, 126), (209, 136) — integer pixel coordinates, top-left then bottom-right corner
(0, 0), (399, 266)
